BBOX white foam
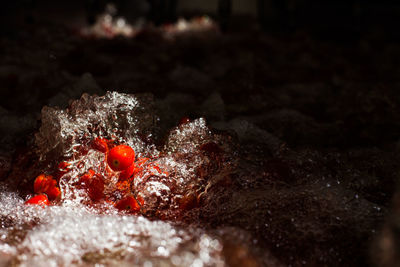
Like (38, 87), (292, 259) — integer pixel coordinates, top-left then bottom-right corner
(0, 190), (225, 266)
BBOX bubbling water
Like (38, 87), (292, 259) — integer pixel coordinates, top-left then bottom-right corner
(34, 92), (235, 217)
(0, 92), (243, 265)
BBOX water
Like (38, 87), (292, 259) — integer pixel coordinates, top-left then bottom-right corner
(0, 189), (226, 266)
(0, 91), (387, 266)
(0, 92), (246, 266)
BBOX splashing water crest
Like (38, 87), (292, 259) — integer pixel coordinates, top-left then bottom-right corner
(0, 92), (240, 266)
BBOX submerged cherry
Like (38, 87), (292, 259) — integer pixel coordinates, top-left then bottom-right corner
(25, 194), (50, 206)
(87, 175), (105, 201)
(115, 196), (142, 212)
(119, 164), (136, 181)
(80, 169), (95, 184)
(46, 186), (61, 200)
(107, 145), (135, 171)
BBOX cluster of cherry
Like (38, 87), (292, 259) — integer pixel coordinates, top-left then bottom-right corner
(24, 138), (167, 213)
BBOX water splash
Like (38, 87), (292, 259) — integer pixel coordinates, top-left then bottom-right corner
(0, 92), (244, 265)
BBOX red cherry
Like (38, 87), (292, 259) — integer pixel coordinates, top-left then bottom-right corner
(33, 174), (60, 201)
(25, 194), (50, 206)
(80, 169), (95, 184)
(48, 178), (57, 188)
(115, 196), (142, 212)
(119, 164), (139, 181)
(46, 186), (61, 200)
(33, 174), (52, 194)
(107, 145), (135, 171)
(87, 175), (104, 201)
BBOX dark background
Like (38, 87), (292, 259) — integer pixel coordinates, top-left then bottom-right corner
(1, 0), (400, 36)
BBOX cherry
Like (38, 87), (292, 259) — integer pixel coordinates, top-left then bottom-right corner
(25, 194), (50, 206)
(46, 186), (61, 200)
(107, 145), (135, 171)
(115, 196), (142, 212)
(33, 174), (52, 194)
(78, 170), (104, 201)
(80, 169), (95, 184)
(87, 175), (105, 201)
(119, 164), (136, 181)
(33, 174), (60, 200)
